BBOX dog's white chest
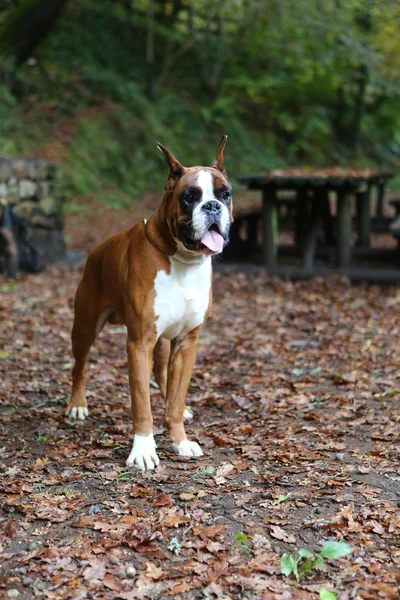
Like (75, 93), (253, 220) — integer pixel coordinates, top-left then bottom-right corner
(154, 256), (211, 341)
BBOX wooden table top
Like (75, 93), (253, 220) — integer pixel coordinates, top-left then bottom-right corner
(238, 167), (394, 190)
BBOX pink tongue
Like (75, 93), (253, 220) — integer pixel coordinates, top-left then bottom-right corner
(201, 229), (224, 252)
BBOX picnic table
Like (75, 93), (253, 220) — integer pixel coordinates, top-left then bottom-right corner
(237, 167), (398, 281)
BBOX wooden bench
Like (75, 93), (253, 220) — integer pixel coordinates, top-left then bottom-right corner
(224, 195), (298, 260)
(389, 198), (400, 240)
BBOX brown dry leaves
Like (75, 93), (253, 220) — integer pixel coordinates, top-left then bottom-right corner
(0, 260), (400, 599)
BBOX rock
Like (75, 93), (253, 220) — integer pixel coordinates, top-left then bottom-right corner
(7, 590), (20, 598)
(36, 161), (48, 180)
(13, 201), (38, 221)
(31, 213), (61, 229)
(28, 541), (37, 550)
(0, 158), (12, 181)
(47, 163), (60, 180)
(0, 159), (12, 181)
(26, 227), (66, 270)
(7, 177), (18, 202)
(126, 566), (136, 579)
(13, 160), (27, 179)
(27, 161), (37, 179)
(19, 179), (37, 199)
(0, 156), (66, 271)
(109, 555), (120, 565)
(36, 181), (50, 199)
(22, 577), (33, 586)
(35, 581), (47, 591)
(116, 567), (126, 579)
(39, 196), (59, 216)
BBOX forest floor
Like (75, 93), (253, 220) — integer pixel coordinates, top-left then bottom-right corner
(0, 200), (400, 600)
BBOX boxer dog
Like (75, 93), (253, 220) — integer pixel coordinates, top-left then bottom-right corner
(66, 136), (232, 470)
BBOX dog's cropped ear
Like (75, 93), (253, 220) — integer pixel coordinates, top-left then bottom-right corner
(211, 134), (228, 176)
(157, 142), (186, 191)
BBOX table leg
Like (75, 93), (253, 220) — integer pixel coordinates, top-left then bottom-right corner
(322, 191), (334, 246)
(295, 189), (308, 248)
(302, 192), (323, 272)
(247, 213), (258, 255)
(336, 191), (352, 267)
(376, 182), (385, 220)
(262, 188), (278, 274)
(356, 187), (371, 247)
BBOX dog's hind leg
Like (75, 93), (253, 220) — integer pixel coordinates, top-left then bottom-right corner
(66, 276), (111, 420)
(154, 338), (193, 421)
(153, 338), (169, 399)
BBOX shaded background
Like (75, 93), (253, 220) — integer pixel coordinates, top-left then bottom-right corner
(1, 0), (400, 207)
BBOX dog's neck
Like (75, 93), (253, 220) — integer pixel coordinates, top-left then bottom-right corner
(145, 193), (208, 266)
(145, 195), (176, 257)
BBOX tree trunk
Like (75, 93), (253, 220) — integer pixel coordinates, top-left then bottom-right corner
(0, 0), (69, 68)
(146, 0), (155, 101)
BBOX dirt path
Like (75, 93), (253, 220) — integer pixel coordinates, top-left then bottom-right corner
(1, 225), (400, 599)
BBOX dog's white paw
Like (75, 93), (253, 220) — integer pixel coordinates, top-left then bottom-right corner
(65, 406), (89, 420)
(183, 406), (193, 421)
(126, 434), (160, 471)
(174, 439), (203, 457)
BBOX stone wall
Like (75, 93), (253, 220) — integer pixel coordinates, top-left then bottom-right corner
(0, 157), (66, 270)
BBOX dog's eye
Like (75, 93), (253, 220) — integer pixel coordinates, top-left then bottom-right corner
(180, 187), (200, 207)
(222, 191), (231, 202)
(183, 189), (199, 204)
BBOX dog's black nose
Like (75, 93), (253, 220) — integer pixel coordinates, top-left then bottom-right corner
(202, 201), (221, 213)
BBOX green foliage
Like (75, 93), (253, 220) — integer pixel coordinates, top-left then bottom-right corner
(319, 541), (353, 560)
(116, 471), (132, 482)
(272, 492), (293, 505)
(320, 590), (338, 600)
(0, 0), (400, 204)
(280, 541), (352, 582)
(232, 533), (251, 554)
(280, 553), (296, 577)
(62, 91), (271, 203)
(54, 487), (72, 496)
(168, 537), (181, 554)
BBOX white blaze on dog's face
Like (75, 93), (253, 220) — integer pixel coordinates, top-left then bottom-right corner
(176, 167), (232, 256)
(157, 135), (233, 256)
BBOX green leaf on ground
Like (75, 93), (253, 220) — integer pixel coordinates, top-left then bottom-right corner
(298, 548), (314, 558)
(320, 541), (353, 559)
(168, 537), (181, 553)
(280, 553), (295, 577)
(199, 466), (216, 474)
(292, 368), (305, 376)
(234, 533), (249, 543)
(319, 589), (337, 600)
(273, 492), (293, 505)
(299, 558), (314, 577)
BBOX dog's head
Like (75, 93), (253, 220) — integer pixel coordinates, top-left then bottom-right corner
(157, 136), (233, 256)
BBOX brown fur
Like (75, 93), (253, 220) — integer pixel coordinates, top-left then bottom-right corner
(67, 138), (231, 464)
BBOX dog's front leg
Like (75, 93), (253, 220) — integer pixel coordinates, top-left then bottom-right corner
(125, 337), (159, 471)
(165, 329), (203, 458)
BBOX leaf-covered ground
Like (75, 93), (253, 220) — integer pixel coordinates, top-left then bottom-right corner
(1, 208), (400, 599)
